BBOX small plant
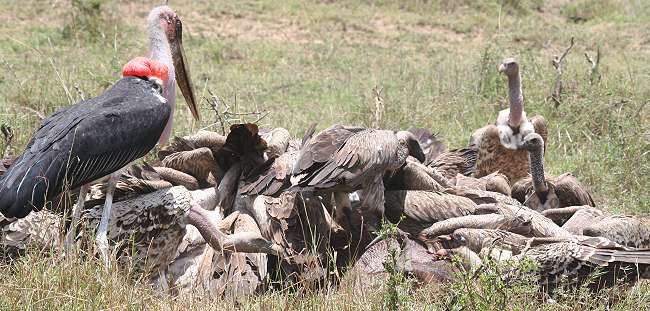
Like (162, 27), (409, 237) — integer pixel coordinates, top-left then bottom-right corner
(475, 44), (501, 101)
(376, 218), (406, 311)
(445, 253), (538, 310)
(62, 0), (108, 43)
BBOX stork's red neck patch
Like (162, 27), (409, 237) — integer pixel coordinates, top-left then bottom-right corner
(122, 57), (169, 82)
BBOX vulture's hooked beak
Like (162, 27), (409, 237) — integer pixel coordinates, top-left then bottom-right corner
(170, 17), (200, 121)
(497, 63), (507, 73)
(408, 139), (426, 163)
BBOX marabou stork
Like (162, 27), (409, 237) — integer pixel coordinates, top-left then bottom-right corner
(0, 5), (199, 266)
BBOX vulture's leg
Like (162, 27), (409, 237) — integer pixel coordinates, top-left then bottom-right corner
(333, 192), (352, 231)
(95, 170), (121, 267)
(360, 177), (385, 233)
(64, 184), (90, 251)
(217, 163), (242, 213)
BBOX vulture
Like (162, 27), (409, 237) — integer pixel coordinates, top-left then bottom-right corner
(440, 229), (650, 294)
(511, 133), (595, 212)
(158, 130), (226, 160)
(259, 127), (293, 159)
(239, 150), (298, 197)
(542, 205), (603, 228)
(161, 147), (220, 187)
(443, 186), (572, 238)
(1, 209), (62, 256)
(239, 127), (302, 197)
(383, 190), (478, 250)
(384, 159), (449, 191)
(511, 236), (650, 293)
(582, 214), (650, 249)
(407, 127), (446, 164)
(426, 148), (478, 183)
(454, 172), (511, 196)
(473, 58), (548, 183)
(544, 206), (650, 249)
(438, 228), (529, 261)
(82, 186), (284, 275)
(290, 125), (425, 230)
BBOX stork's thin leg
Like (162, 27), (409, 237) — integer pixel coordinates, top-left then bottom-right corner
(64, 184), (90, 252)
(96, 171), (121, 268)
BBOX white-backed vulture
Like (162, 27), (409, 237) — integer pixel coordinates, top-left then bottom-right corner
(542, 205), (603, 227)
(290, 125), (425, 230)
(239, 126), (312, 197)
(383, 190), (477, 248)
(441, 230), (650, 293)
(474, 59), (549, 183)
(152, 166), (200, 190)
(444, 186), (521, 206)
(438, 228), (529, 261)
(260, 127), (292, 159)
(239, 150), (298, 197)
(512, 133), (595, 212)
(427, 148), (477, 183)
(582, 214), (650, 249)
(510, 236), (650, 293)
(160, 211), (240, 294)
(454, 172), (511, 196)
(443, 187), (572, 238)
(1, 209), (62, 254)
(161, 147), (220, 187)
(407, 127), (446, 164)
(82, 186), (284, 274)
(158, 130), (226, 160)
(206, 212), (271, 298)
(544, 205), (650, 250)
(384, 159), (449, 191)
(418, 213), (530, 251)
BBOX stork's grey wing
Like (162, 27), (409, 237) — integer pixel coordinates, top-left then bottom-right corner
(0, 77), (170, 218)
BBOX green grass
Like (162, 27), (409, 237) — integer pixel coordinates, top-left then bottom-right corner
(1, 0), (650, 309)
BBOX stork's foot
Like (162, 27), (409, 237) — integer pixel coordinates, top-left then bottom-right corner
(96, 233), (111, 268)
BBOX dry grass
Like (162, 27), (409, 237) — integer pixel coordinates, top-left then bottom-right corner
(1, 0), (650, 309)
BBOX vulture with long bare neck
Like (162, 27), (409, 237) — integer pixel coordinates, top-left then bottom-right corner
(511, 133), (594, 212)
(473, 58), (548, 183)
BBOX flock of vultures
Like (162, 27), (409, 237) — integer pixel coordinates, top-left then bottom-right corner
(1, 5), (649, 301)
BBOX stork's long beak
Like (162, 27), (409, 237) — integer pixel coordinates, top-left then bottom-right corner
(171, 18), (200, 120)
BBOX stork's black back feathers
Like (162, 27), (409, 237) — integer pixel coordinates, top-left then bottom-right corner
(0, 77), (170, 218)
